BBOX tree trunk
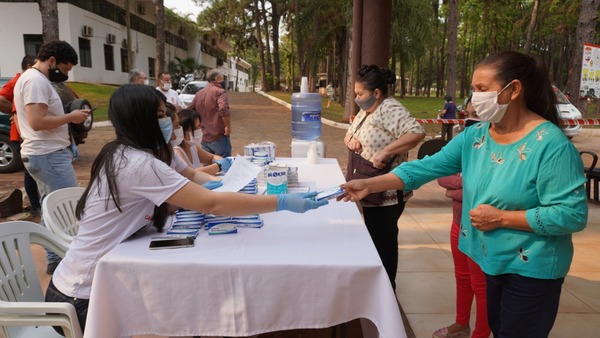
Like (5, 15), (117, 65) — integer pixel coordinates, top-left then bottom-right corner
(253, 0), (267, 91)
(270, 1), (281, 91)
(569, 0), (599, 114)
(154, 0), (166, 75)
(125, 0), (133, 72)
(445, 0), (458, 99)
(524, 0), (539, 53)
(37, 0), (59, 43)
(261, 0), (273, 91)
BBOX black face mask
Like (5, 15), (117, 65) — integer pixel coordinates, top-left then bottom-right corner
(49, 67), (69, 83)
(220, 81), (226, 89)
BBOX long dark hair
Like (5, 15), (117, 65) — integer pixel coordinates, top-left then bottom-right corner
(177, 108), (200, 135)
(475, 51), (558, 126)
(76, 84), (173, 231)
(357, 65), (396, 97)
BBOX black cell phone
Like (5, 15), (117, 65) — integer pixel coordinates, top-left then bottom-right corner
(149, 237), (195, 250)
(87, 107), (97, 113)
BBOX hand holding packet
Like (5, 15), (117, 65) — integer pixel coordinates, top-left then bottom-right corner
(314, 187), (345, 201)
(277, 191), (328, 213)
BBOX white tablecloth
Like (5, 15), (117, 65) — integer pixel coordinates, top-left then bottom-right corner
(84, 158), (405, 338)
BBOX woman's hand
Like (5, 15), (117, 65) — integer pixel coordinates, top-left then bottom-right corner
(372, 150), (391, 169)
(445, 189), (453, 198)
(469, 204), (503, 231)
(347, 138), (362, 152)
(338, 179), (370, 202)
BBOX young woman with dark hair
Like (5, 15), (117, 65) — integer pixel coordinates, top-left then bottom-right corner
(45, 84), (327, 335)
(342, 51), (587, 337)
(173, 108), (230, 175)
(344, 64), (426, 290)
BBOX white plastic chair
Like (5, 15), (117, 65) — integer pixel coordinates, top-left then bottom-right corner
(42, 187), (85, 243)
(0, 221), (82, 338)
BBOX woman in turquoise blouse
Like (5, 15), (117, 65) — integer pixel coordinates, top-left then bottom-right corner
(341, 51), (587, 337)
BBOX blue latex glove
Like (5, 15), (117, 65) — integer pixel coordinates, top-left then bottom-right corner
(277, 191), (328, 213)
(202, 180), (223, 190)
(215, 158), (233, 172)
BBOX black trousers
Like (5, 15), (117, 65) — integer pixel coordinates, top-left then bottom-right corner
(362, 196), (406, 290)
(486, 273), (564, 338)
(441, 123), (453, 141)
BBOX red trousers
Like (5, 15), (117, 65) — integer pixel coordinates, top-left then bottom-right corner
(450, 221), (491, 338)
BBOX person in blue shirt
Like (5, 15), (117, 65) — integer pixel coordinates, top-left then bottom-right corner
(341, 51), (587, 338)
(439, 95), (457, 141)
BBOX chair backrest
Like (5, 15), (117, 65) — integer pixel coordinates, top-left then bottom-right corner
(42, 187), (85, 243)
(0, 221), (77, 337)
(580, 151), (598, 174)
(417, 139), (448, 160)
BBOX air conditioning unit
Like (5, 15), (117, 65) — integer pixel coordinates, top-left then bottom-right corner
(121, 38), (128, 49)
(82, 25), (93, 37)
(106, 34), (116, 44)
(137, 4), (146, 15)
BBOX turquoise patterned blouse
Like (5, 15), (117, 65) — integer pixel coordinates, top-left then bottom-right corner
(393, 121), (588, 279)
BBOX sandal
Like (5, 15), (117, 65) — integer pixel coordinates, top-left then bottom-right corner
(432, 325), (471, 338)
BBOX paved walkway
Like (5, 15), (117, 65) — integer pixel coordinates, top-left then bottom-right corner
(3, 92), (599, 338)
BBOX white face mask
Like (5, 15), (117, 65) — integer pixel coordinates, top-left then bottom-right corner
(170, 127), (184, 146)
(162, 82), (172, 91)
(143, 79), (149, 86)
(187, 129), (203, 145)
(471, 81), (513, 123)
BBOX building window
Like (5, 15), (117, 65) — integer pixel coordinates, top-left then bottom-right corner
(78, 37), (92, 68)
(148, 57), (156, 78)
(104, 44), (114, 71)
(120, 48), (129, 72)
(23, 34), (43, 57)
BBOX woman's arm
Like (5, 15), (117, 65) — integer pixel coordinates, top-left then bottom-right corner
(372, 133), (425, 168)
(341, 172), (405, 202)
(166, 182), (327, 215)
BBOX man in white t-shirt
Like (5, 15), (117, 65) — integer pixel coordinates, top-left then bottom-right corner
(156, 71), (184, 109)
(14, 40), (90, 274)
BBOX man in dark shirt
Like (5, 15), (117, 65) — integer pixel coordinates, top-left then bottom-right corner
(439, 95), (457, 141)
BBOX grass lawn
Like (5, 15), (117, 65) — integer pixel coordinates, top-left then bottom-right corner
(68, 82), (118, 122)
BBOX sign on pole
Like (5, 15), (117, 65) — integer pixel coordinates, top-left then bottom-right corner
(581, 43), (600, 99)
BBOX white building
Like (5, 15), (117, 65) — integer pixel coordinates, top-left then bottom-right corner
(0, 0), (251, 90)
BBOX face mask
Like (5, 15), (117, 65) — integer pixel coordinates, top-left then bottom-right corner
(143, 79), (149, 85)
(354, 94), (377, 111)
(158, 117), (173, 143)
(187, 129), (203, 145)
(471, 82), (513, 123)
(49, 66), (69, 83)
(220, 81), (226, 89)
(162, 82), (172, 91)
(170, 127), (184, 146)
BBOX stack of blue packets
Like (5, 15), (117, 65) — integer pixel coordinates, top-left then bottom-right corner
(239, 178), (258, 194)
(204, 214), (264, 230)
(167, 210), (205, 237)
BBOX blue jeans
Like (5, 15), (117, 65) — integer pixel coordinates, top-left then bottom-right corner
(23, 147), (78, 264)
(12, 141), (40, 211)
(202, 135), (232, 157)
(486, 273), (564, 338)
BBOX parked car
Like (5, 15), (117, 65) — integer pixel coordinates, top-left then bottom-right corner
(0, 77), (93, 173)
(178, 80), (208, 107)
(553, 86), (582, 138)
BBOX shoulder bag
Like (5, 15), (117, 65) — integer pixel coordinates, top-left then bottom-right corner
(345, 115), (396, 205)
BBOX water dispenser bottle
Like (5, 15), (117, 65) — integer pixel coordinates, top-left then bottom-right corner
(291, 77), (322, 140)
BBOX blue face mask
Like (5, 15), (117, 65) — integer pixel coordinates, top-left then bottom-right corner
(158, 117), (173, 143)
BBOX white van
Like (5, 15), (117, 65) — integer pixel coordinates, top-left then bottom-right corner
(554, 86), (582, 138)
